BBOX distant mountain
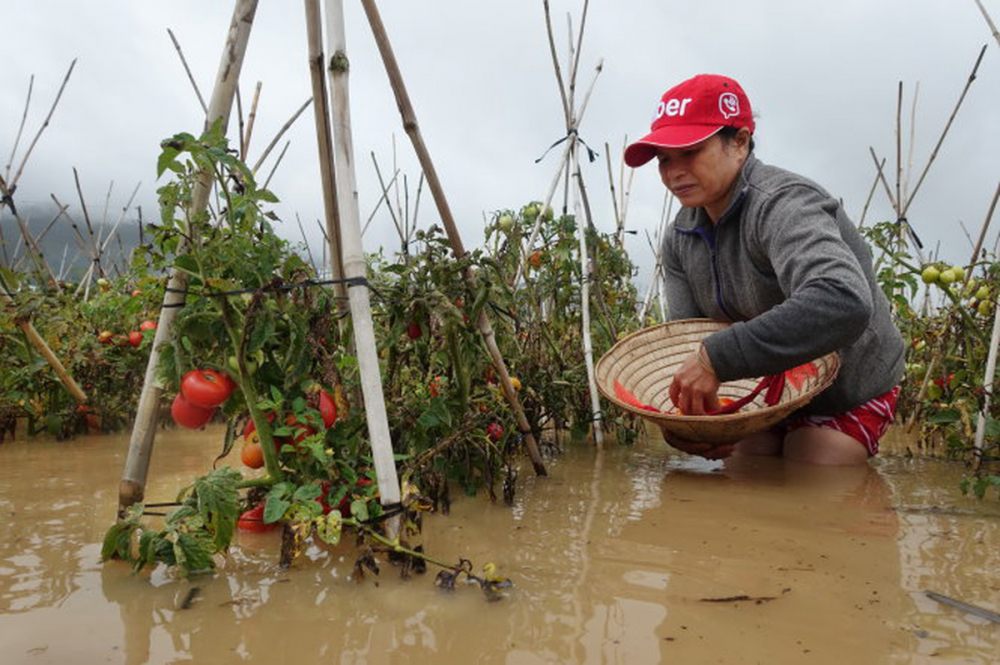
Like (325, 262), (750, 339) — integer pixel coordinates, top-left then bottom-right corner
(1, 201), (144, 279)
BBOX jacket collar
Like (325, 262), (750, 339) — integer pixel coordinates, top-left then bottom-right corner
(673, 153), (758, 231)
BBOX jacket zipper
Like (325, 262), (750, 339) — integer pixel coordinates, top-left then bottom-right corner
(678, 226), (735, 320)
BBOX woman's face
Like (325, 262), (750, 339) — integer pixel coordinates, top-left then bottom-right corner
(656, 129), (750, 222)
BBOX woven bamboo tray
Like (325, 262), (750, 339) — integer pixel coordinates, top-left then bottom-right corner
(595, 319), (840, 445)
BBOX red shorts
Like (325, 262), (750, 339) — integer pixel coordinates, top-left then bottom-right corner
(776, 386), (900, 456)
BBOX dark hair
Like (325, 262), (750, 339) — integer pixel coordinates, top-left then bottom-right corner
(718, 126), (755, 152)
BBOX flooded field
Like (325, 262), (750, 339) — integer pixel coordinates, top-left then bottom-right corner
(0, 424), (998, 664)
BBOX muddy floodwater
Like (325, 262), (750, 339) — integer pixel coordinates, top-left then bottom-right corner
(1, 425), (998, 664)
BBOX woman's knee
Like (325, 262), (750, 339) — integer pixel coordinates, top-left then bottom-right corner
(782, 427), (870, 466)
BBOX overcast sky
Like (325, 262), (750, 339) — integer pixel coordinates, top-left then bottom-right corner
(2, 1), (999, 285)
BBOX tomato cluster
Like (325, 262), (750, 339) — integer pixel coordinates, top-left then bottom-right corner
(171, 369), (237, 429)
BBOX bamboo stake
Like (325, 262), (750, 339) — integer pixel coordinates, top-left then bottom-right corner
(967, 178), (1000, 268)
(167, 28), (208, 115)
(119, 0), (259, 514)
(858, 157), (885, 227)
(571, 144), (603, 447)
(261, 140), (290, 191)
(515, 62), (603, 286)
(251, 97), (312, 174)
(303, 0), (347, 308)
(242, 81), (262, 159)
(359, 0), (547, 475)
(903, 83), (919, 204)
(973, 294), (1000, 469)
(1, 278), (86, 401)
(4, 75), (33, 183)
(324, 0), (405, 512)
(973, 0), (1000, 46)
(0, 176), (61, 288)
(542, 0), (570, 127)
(900, 45), (987, 217)
(604, 142), (622, 240)
(361, 167), (401, 236)
(295, 212), (317, 272)
(10, 59), (77, 190)
(370, 152), (405, 243)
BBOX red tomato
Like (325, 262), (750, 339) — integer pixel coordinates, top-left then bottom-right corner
(181, 369), (236, 408)
(171, 393), (215, 429)
(429, 376), (442, 397)
(128, 331), (143, 348)
(319, 389), (338, 428)
(241, 439), (265, 469)
(486, 422), (503, 442)
(407, 321), (422, 340)
(283, 414), (315, 448)
(242, 412), (277, 438)
(237, 504), (278, 532)
(139, 320), (157, 332)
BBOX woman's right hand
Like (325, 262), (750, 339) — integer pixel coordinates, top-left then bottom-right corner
(669, 345), (722, 415)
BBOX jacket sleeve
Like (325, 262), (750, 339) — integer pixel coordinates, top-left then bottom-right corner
(703, 184), (873, 380)
(662, 231), (704, 320)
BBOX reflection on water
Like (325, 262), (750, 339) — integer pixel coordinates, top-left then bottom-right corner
(0, 425), (998, 663)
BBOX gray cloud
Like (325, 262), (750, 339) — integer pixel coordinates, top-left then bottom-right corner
(3, 1), (998, 286)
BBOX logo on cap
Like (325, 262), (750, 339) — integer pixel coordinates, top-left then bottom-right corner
(719, 92), (740, 120)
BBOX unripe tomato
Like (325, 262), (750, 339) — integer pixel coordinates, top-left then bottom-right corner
(937, 269), (956, 285)
(979, 300), (994, 317)
(951, 265), (965, 281)
(976, 285), (990, 301)
(920, 266), (940, 284)
(509, 376), (522, 391)
(97, 331), (114, 344)
(181, 369), (236, 409)
(498, 214), (515, 233)
(171, 393), (215, 429)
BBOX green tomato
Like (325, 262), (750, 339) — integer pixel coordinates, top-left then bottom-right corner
(927, 383), (943, 401)
(951, 265), (965, 281)
(497, 214), (515, 233)
(979, 300), (994, 317)
(976, 285), (990, 301)
(921, 266), (940, 284)
(937, 269), (956, 285)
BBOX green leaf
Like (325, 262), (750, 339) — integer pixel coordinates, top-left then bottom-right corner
(173, 531), (215, 573)
(293, 483), (322, 502)
(927, 409), (960, 425)
(101, 521), (136, 561)
(264, 494), (291, 524)
(350, 499), (369, 522)
(315, 512), (342, 545)
(192, 467), (241, 550)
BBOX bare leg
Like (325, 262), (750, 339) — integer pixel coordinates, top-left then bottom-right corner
(782, 427), (869, 466)
(732, 431), (783, 457)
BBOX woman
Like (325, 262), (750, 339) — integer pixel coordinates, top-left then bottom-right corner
(624, 74), (905, 466)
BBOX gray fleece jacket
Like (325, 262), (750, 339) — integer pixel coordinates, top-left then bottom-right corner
(662, 154), (905, 416)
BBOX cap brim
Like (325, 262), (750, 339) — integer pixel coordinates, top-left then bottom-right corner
(624, 125), (724, 167)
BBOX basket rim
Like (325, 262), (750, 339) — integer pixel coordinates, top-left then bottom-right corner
(595, 319), (841, 424)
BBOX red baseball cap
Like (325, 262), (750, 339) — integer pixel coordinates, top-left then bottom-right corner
(624, 74), (754, 168)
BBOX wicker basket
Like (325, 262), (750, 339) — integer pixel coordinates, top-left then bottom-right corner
(595, 319), (840, 445)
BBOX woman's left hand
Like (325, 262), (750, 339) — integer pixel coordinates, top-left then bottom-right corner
(669, 346), (722, 415)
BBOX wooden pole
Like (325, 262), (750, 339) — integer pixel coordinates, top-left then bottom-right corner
(358, 0), (548, 475)
(324, 0), (404, 510)
(118, 0), (259, 514)
(303, 0), (346, 305)
(973, 0), (1000, 46)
